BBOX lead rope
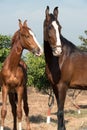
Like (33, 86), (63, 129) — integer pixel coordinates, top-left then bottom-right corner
(46, 89), (54, 123)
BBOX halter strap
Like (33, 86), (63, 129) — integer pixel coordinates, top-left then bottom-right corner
(52, 45), (62, 51)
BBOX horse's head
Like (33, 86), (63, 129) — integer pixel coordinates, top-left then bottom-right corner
(44, 6), (62, 56)
(12, 19), (43, 56)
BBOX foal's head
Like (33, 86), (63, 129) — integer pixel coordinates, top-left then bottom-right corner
(44, 6), (62, 56)
(12, 19), (43, 56)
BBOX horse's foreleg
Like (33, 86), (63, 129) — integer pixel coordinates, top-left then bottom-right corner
(8, 92), (17, 130)
(23, 87), (31, 130)
(16, 86), (23, 130)
(57, 82), (67, 130)
(1, 85), (8, 130)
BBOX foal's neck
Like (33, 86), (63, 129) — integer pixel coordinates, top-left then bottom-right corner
(4, 41), (23, 71)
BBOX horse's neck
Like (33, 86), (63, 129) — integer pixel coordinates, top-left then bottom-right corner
(4, 41), (23, 71)
(44, 41), (58, 65)
(44, 41), (52, 62)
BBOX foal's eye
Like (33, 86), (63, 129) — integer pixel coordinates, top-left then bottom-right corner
(48, 32), (51, 38)
(25, 35), (29, 38)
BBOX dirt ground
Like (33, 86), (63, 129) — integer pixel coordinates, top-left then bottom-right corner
(0, 87), (87, 130)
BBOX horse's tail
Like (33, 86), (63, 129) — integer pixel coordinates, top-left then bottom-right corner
(8, 92), (18, 106)
(14, 92), (18, 103)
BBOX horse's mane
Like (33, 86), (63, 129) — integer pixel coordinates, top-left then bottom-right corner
(60, 34), (81, 54)
(60, 35), (77, 49)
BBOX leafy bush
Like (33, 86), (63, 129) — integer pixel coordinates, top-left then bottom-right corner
(24, 53), (50, 90)
(0, 35), (11, 69)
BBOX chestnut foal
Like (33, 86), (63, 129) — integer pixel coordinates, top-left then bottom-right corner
(0, 19), (42, 130)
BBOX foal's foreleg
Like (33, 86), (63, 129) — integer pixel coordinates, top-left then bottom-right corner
(1, 85), (8, 130)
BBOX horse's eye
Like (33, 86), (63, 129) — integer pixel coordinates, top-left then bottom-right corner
(49, 26), (52, 30)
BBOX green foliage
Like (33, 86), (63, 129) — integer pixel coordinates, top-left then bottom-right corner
(79, 30), (87, 51)
(0, 35), (11, 69)
(24, 53), (50, 90)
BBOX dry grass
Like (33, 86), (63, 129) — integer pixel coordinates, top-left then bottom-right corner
(0, 87), (87, 130)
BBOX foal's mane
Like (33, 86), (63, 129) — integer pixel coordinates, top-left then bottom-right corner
(11, 31), (19, 47)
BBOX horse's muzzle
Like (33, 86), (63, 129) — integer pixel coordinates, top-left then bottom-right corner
(52, 46), (62, 56)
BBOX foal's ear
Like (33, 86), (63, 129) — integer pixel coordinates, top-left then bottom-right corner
(45, 6), (50, 21)
(18, 19), (22, 29)
(23, 20), (27, 27)
(53, 7), (59, 20)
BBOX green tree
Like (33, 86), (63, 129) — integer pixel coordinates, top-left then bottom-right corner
(79, 30), (87, 51)
(24, 53), (50, 90)
(0, 35), (11, 69)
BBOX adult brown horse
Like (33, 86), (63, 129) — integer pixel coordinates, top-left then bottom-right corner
(44, 6), (87, 130)
(0, 19), (42, 130)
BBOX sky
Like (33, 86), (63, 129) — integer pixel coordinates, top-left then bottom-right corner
(0, 0), (87, 46)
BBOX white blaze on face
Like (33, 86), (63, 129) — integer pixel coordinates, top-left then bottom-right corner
(52, 21), (61, 46)
(29, 30), (43, 52)
(52, 21), (62, 55)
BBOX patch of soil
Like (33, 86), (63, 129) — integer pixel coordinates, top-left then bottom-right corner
(0, 87), (87, 130)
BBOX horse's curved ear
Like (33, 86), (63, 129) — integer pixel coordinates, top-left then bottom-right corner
(18, 19), (22, 29)
(23, 20), (27, 27)
(45, 6), (50, 21)
(53, 7), (59, 20)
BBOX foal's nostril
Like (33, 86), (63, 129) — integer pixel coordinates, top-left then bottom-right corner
(36, 48), (43, 56)
(37, 48), (40, 52)
(37, 48), (41, 55)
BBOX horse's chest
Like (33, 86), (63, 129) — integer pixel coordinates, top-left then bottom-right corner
(7, 74), (19, 85)
(2, 68), (23, 88)
(45, 64), (60, 85)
